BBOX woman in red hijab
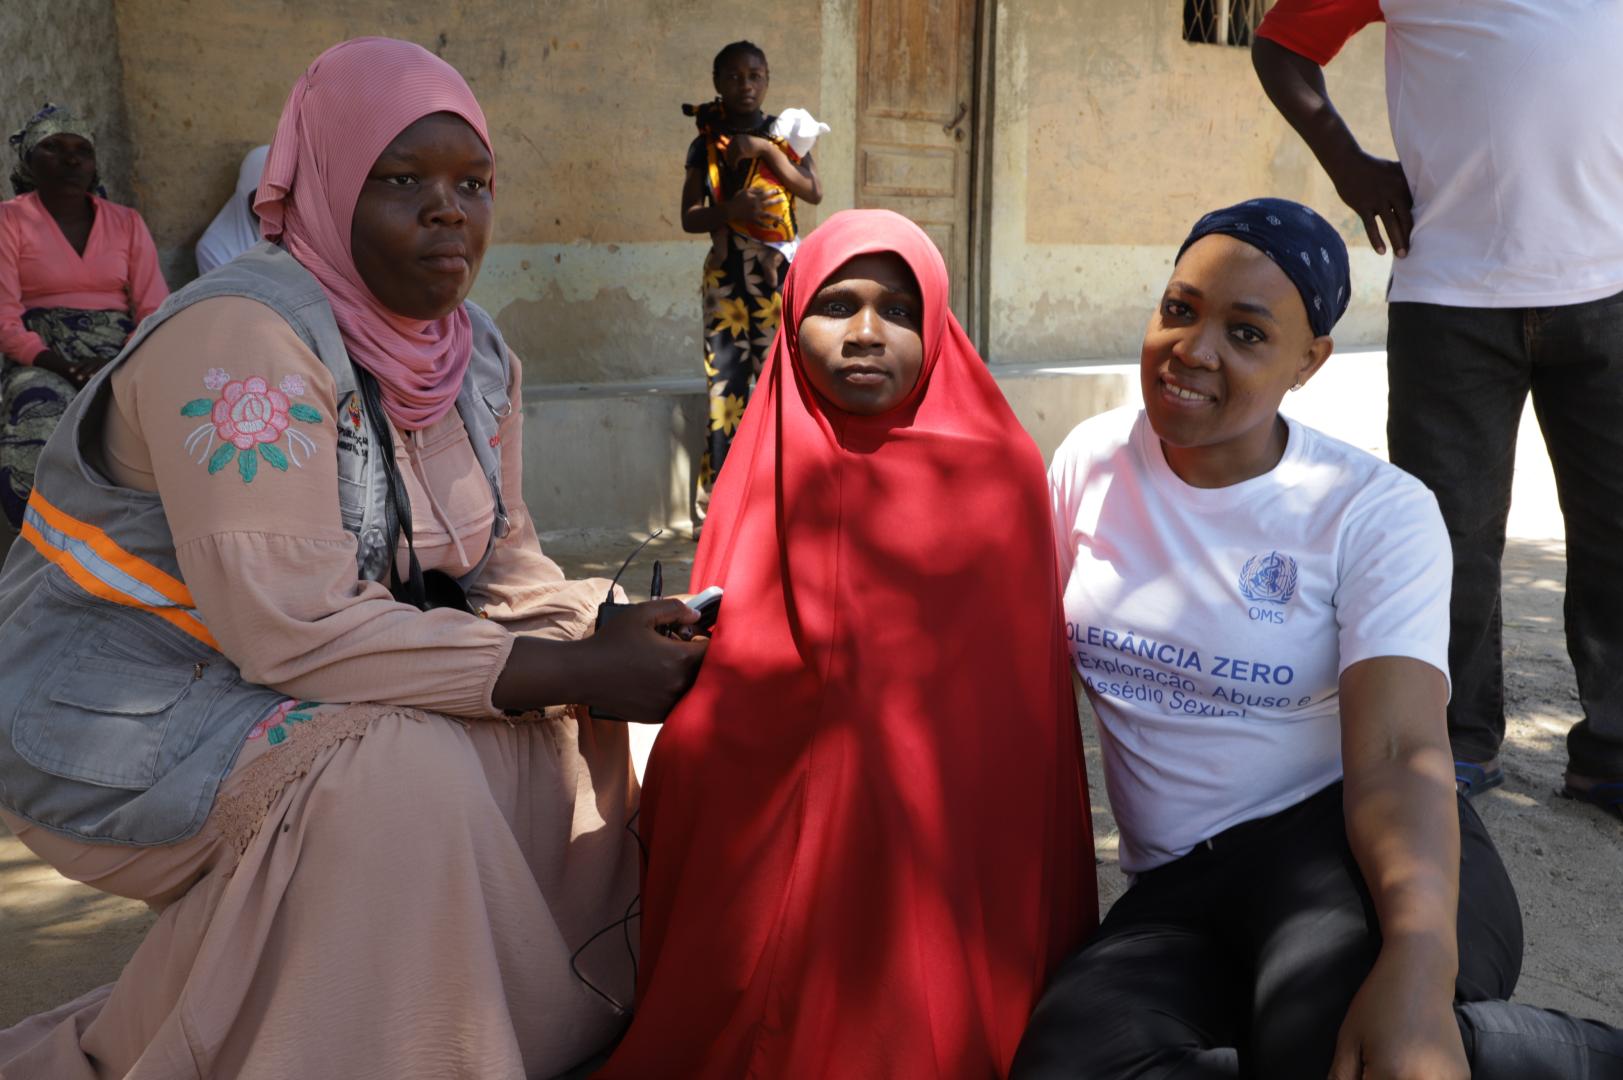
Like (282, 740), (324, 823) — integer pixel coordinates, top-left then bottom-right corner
(602, 209), (1097, 1079)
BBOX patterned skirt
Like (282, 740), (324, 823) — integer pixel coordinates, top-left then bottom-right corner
(699, 231), (789, 491)
(0, 306), (134, 526)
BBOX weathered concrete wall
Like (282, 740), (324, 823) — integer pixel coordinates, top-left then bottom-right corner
(986, 0), (1395, 363)
(93, 0), (1399, 532)
(108, 0), (1393, 379)
(113, 0), (857, 388)
(0, 0), (135, 204)
(523, 364), (1132, 532)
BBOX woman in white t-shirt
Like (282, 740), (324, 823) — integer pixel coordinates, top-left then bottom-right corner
(1012, 199), (1623, 1079)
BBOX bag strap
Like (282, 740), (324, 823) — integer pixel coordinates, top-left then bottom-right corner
(355, 368), (431, 609)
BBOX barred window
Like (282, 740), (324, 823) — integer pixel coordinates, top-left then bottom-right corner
(1184, 0), (1272, 46)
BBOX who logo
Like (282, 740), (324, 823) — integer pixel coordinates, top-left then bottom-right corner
(1238, 551), (1299, 607)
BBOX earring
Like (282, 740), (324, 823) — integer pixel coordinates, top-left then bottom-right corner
(1289, 380), (1303, 392)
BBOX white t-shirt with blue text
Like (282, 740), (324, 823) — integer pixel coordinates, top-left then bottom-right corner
(1050, 408), (1451, 873)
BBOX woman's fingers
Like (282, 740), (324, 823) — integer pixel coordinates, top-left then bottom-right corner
(638, 597), (699, 629)
(628, 638), (708, 722)
(1360, 210), (1389, 256)
(583, 601), (708, 722)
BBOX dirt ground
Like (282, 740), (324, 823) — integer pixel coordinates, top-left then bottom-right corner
(4, 361), (1623, 1029)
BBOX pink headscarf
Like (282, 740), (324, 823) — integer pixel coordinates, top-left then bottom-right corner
(256, 37), (493, 430)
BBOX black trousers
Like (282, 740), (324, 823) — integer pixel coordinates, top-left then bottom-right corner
(1012, 784), (1623, 1079)
(1387, 291), (1623, 775)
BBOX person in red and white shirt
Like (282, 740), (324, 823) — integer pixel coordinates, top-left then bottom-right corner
(1253, 0), (1623, 811)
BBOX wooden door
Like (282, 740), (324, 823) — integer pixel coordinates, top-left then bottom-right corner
(856, 0), (980, 320)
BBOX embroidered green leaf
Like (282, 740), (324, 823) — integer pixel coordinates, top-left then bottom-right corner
(266, 725), (287, 746)
(287, 711), (311, 724)
(238, 446), (259, 484)
(289, 404), (323, 424)
(180, 398), (213, 417)
(294, 701), (321, 711)
(207, 442), (236, 474)
(259, 443), (289, 471)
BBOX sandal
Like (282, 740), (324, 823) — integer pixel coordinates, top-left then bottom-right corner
(1455, 759), (1504, 798)
(1560, 777), (1623, 821)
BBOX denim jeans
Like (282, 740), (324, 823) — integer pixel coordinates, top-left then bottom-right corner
(1387, 290), (1623, 776)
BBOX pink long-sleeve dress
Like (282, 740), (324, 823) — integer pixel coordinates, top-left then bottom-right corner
(0, 192), (170, 525)
(0, 296), (639, 1079)
(0, 192), (167, 364)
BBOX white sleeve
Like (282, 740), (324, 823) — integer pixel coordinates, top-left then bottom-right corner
(1048, 431), (1083, 590)
(1333, 476), (1454, 692)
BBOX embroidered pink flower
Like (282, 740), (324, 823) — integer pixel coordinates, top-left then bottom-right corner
(182, 372), (322, 482)
(247, 699), (296, 740)
(211, 375), (291, 450)
(203, 367), (231, 391)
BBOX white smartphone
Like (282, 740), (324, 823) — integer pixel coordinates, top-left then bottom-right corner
(685, 585), (723, 632)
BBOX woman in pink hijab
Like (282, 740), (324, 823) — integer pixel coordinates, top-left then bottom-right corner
(0, 38), (703, 1079)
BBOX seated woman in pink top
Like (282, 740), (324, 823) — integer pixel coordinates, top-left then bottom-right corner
(0, 103), (168, 526)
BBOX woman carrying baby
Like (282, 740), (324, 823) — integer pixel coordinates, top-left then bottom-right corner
(680, 39), (823, 495)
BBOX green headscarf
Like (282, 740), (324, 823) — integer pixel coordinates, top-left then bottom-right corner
(9, 102), (97, 196)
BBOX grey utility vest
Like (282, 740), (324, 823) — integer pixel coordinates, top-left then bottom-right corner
(0, 243), (514, 845)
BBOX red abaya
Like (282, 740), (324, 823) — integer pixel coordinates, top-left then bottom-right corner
(600, 210), (1096, 1079)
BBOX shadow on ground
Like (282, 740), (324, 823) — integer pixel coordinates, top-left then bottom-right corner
(0, 831), (153, 1026)
(2, 535), (1620, 1028)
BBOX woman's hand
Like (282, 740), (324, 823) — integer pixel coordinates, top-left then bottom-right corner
(578, 598), (709, 723)
(724, 186), (786, 228)
(732, 137), (823, 205)
(32, 348), (92, 388)
(493, 599), (708, 721)
(1329, 945), (1468, 1080)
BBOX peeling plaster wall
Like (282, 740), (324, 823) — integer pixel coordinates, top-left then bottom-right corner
(987, 0), (1394, 363)
(113, 0), (857, 386)
(0, 0), (134, 204)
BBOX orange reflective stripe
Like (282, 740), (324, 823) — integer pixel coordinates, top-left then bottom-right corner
(19, 521), (219, 652)
(27, 490), (196, 609)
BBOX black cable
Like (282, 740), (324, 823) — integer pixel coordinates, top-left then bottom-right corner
(567, 809), (650, 1014)
(604, 529), (664, 603)
(570, 913), (637, 1015)
(626, 808), (650, 867)
(621, 891), (641, 985)
(623, 810), (649, 981)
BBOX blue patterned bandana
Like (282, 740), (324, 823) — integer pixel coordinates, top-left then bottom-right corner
(8, 102), (97, 196)
(1176, 198), (1351, 338)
